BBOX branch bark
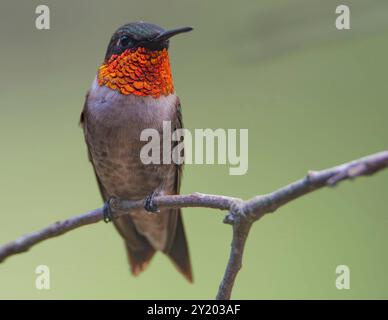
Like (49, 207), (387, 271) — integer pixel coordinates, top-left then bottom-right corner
(0, 151), (387, 299)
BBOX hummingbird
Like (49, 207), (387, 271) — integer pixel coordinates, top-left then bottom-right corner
(80, 22), (193, 282)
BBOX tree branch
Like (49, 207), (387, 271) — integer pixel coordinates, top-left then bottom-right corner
(0, 151), (387, 299)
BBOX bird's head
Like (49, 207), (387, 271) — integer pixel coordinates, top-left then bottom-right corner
(97, 22), (193, 98)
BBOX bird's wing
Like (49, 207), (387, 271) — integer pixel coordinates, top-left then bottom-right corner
(164, 97), (193, 282)
(79, 93), (110, 200)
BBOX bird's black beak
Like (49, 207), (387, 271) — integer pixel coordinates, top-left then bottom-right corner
(151, 27), (194, 43)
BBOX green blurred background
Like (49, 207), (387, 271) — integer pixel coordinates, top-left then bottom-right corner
(0, 0), (387, 299)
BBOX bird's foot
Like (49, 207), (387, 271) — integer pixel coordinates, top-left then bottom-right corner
(103, 199), (115, 223)
(144, 191), (160, 214)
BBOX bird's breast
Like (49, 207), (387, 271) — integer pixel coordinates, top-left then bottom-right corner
(85, 77), (178, 199)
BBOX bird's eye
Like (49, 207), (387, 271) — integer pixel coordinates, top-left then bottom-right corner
(119, 36), (131, 47)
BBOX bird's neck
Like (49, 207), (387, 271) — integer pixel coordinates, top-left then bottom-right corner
(97, 47), (174, 98)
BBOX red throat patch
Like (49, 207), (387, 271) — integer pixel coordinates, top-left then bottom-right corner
(97, 47), (174, 98)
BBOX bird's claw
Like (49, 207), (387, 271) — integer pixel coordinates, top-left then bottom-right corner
(103, 200), (114, 223)
(144, 192), (160, 213)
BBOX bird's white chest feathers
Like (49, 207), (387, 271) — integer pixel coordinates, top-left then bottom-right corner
(87, 77), (178, 126)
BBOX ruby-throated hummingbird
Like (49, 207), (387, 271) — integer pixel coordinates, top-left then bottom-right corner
(80, 22), (193, 282)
